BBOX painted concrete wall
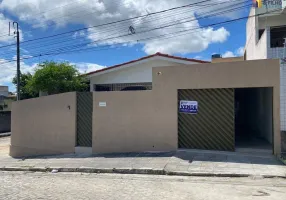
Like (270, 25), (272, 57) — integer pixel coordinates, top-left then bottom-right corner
(92, 59), (281, 155)
(89, 59), (193, 91)
(10, 92), (77, 157)
(92, 91), (177, 153)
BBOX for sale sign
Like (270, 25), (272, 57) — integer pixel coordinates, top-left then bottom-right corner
(179, 100), (198, 114)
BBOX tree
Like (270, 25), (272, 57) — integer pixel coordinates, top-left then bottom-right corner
(28, 61), (88, 95)
(12, 72), (38, 100)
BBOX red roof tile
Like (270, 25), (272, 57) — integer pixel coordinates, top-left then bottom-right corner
(86, 52), (210, 76)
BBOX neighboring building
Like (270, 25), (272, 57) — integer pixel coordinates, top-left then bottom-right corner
(0, 86), (13, 111)
(0, 86), (8, 97)
(0, 94), (16, 112)
(244, 5), (286, 152)
(245, 5), (286, 61)
(86, 52), (209, 92)
(0, 87), (13, 133)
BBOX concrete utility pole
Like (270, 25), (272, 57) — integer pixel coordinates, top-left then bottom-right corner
(13, 22), (20, 101)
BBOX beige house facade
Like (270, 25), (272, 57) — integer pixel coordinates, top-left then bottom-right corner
(10, 59), (281, 157)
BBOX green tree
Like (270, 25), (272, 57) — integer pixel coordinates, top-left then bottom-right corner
(12, 72), (38, 100)
(28, 61), (88, 95)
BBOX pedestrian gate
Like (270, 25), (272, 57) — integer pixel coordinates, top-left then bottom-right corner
(76, 92), (93, 147)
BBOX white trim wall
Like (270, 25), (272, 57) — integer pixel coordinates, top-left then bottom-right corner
(89, 58), (198, 92)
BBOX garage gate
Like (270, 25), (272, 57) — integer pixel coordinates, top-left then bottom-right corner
(178, 88), (273, 152)
(178, 88), (235, 151)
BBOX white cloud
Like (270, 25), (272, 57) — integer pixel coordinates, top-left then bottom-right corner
(143, 27), (229, 54)
(0, 0), (239, 55)
(72, 30), (86, 39)
(73, 62), (106, 73)
(222, 51), (235, 58)
(0, 58), (37, 92)
(194, 56), (202, 59)
(236, 47), (244, 56)
(222, 46), (244, 58)
(0, 14), (19, 43)
(0, 13), (24, 45)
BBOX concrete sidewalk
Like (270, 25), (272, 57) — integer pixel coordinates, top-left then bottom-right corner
(0, 149), (285, 178)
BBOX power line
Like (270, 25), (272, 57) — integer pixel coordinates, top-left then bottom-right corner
(17, 0), (132, 33)
(22, 0), (246, 46)
(0, 5), (205, 55)
(14, 3), (252, 56)
(0, 0), (249, 58)
(0, 0), (212, 49)
(0, 0), (247, 60)
(1, 4), (213, 55)
(0, 6), (282, 67)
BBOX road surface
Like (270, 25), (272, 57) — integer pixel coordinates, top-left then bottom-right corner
(0, 171), (285, 200)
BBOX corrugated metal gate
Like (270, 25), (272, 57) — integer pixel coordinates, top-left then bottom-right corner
(76, 92), (93, 147)
(178, 88), (235, 151)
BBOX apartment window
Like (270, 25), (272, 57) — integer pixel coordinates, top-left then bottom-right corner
(270, 26), (286, 48)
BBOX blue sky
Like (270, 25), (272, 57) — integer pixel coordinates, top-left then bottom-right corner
(0, 0), (251, 92)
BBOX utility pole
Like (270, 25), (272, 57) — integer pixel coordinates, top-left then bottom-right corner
(13, 22), (20, 101)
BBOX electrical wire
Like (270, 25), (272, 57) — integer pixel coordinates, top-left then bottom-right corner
(0, 0), (249, 58)
(14, 3), (253, 56)
(0, 6), (282, 67)
(0, 0), (214, 49)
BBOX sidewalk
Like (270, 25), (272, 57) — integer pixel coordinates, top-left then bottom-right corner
(0, 148), (285, 178)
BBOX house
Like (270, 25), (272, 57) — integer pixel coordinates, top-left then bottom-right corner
(244, 5), (286, 152)
(10, 59), (281, 157)
(86, 52), (209, 92)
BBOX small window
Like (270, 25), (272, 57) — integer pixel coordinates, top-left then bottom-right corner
(94, 85), (111, 92)
(120, 86), (147, 91)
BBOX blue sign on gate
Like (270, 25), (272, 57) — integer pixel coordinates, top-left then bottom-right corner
(179, 100), (198, 114)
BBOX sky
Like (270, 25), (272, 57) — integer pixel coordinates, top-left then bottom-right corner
(0, 0), (251, 92)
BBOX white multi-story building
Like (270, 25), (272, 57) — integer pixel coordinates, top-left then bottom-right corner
(245, 4), (286, 131)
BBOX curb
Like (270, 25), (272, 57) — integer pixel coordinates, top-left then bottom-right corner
(0, 167), (285, 178)
(278, 157), (286, 165)
(0, 133), (11, 138)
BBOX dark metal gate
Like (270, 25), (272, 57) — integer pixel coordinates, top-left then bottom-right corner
(76, 92), (93, 147)
(178, 88), (235, 151)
